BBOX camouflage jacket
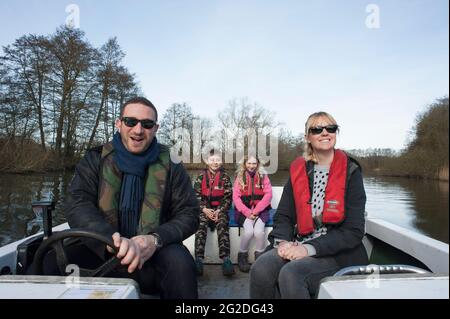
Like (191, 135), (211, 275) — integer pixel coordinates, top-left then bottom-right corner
(64, 143), (200, 257)
(98, 142), (170, 236)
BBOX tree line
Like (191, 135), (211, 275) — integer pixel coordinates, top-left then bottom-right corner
(349, 97), (449, 180)
(0, 26), (139, 172)
(0, 27), (303, 173)
(157, 97), (304, 171)
(1, 27), (447, 179)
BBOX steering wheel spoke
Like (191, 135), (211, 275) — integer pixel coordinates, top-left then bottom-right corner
(52, 240), (69, 275)
(90, 256), (123, 277)
(33, 229), (121, 278)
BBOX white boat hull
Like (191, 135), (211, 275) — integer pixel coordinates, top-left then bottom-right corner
(0, 187), (448, 299)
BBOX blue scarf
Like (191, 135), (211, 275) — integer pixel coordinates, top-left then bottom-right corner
(112, 132), (160, 238)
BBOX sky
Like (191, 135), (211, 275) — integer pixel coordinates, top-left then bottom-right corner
(0, 0), (448, 150)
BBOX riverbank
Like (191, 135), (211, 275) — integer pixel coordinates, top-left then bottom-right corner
(0, 164), (78, 175)
(365, 170), (449, 182)
(3, 160), (449, 182)
(0, 138), (79, 174)
(364, 166), (449, 182)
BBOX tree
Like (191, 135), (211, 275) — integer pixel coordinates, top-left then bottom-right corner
(88, 38), (126, 148)
(404, 97), (449, 177)
(158, 103), (194, 147)
(277, 128), (304, 168)
(2, 34), (52, 149)
(217, 98), (280, 166)
(0, 26), (140, 172)
(43, 26), (96, 157)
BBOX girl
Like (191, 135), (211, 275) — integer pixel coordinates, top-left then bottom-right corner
(233, 155), (273, 272)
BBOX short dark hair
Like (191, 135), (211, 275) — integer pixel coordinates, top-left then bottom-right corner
(120, 97), (158, 121)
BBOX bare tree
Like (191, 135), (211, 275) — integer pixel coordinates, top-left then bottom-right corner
(43, 26), (96, 157)
(2, 35), (52, 149)
(218, 97), (281, 161)
(88, 38), (124, 148)
(0, 26), (140, 171)
(158, 103), (194, 147)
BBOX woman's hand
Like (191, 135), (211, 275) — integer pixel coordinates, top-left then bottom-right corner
(277, 241), (292, 258)
(278, 241), (308, 261)
(284, 244), (308, 261)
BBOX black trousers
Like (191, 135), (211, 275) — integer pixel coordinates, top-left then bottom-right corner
(40, 242), (198, 299)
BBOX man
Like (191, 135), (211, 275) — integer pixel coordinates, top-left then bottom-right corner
(63, 97), (199, 299)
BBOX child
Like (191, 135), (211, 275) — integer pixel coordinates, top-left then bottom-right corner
(194, 152), (235, 276)
(233, 155), (272, 272)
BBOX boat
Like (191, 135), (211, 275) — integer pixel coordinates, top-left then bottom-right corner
(0, 186), (448, 299)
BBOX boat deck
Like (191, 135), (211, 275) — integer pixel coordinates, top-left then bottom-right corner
(198, 265), (250, 299)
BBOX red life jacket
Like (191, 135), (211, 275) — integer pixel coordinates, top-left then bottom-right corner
(201, 169), (225, 208)
(241, 171), (268, 209)
(290, 149), (348, 236)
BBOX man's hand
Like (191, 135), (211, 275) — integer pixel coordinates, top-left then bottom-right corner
(108, 232), (142, 273)
(131, 235), (157, 269)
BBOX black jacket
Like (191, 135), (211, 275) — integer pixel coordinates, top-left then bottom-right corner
(64, 145), (200, 254)
(269, 158), (369, 268)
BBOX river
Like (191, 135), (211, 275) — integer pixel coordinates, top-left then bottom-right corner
(0, 170), (448, 246)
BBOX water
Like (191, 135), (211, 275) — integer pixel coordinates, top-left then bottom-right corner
(364, 176), (449, 243)
(0, 171), (448, 246)
(0, 172), (72, 246)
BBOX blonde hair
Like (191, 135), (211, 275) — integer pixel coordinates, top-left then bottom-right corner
(304, 112), (338, 162)
(236, 155), (261, 189)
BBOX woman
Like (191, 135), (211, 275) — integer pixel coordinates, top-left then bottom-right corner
(233, 155), (273, 272)
(194, 152), (235, 276)
(250, 112), (368, 299)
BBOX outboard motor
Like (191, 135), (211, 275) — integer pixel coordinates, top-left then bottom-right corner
(16, 200), (56, 275)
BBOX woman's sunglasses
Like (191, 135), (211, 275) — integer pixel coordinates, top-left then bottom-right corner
(121, 117), (156, 129)
(309, 124), (339, 135)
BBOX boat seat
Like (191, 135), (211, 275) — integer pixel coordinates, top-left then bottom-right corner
(228, 208), (276, 227)
(182, 209), (276, 264)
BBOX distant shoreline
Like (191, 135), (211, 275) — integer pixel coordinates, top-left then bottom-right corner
(363, 166), (449, 182)
(1, 166), (448, 182)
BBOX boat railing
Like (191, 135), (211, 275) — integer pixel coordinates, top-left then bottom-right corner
(334, 264), (430, 276)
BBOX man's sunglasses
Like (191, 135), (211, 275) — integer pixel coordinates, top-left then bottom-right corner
(121, 117), (157, 129)
(308, 124), (339, 135)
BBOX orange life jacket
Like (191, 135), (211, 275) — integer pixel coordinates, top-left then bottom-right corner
(290, 149), (347, 236)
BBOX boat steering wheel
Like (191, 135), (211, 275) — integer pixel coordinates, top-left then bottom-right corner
(32, 229), (121, 277)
